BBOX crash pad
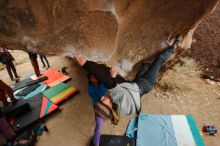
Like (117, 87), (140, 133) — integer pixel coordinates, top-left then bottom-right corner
(43, 82), (79, 104)
(41, 68), (70, 87)
(14, 82), (48, 100)
(126, 114), (205, 146)
(11, 94), (58, 134)
(11, 78), (33, 91)
(2, 98), (31, 120)
(26, 76), (48, 86)
(100, 135), (135, 146)
(25, 68), (45, 80)
(15, 84), (41, 96)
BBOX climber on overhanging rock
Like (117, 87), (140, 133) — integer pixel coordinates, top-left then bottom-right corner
(74, 35), (181, 120)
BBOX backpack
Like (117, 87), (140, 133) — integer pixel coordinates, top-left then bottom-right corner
(13, 129), (36, 146)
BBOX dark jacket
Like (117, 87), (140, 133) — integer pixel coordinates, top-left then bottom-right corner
(28, 52), (38, 60)
(0, 49), (14, 64)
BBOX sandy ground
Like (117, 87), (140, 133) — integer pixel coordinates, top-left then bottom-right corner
(0, 56), (220, 146)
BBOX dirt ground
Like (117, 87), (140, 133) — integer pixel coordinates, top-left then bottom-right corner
(0, 55), (220, 146)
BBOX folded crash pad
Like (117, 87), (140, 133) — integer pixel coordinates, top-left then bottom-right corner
(126, 114), (205, 146)
(100, 135), (135, 146)
(14, 82), (48, 100)
(43, 82), (79, 104)
(11, 78), (33, 91)
(26, 76), (48, 86)
(41, 68), (70, 87)
(2, 98), (31, 120)
(15, 84), (41, 96)
(11, 94), (58, 134)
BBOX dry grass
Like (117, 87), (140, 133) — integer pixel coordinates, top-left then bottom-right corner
(159, 57), (203, 91)
(0, 50), (29, 71)
(0, 64), (4, 70)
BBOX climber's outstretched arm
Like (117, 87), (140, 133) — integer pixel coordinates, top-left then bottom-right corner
(74, 55), (116, 89)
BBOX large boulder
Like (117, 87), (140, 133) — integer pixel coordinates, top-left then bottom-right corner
(0, 0), (219, 73)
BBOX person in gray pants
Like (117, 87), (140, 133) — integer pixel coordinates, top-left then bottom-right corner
(39, 55), (50, 69)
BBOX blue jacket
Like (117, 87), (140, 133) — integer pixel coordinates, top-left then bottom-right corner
(88, 82), (106, 105)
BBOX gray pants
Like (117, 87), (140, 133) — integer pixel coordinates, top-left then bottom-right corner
(135, 46), (176, 97)
(40, 55), (50, 68)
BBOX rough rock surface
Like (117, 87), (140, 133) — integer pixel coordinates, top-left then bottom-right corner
(0, 0), (219, 73)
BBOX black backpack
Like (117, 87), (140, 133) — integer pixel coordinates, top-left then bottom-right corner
(13, 129), (36, 146)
